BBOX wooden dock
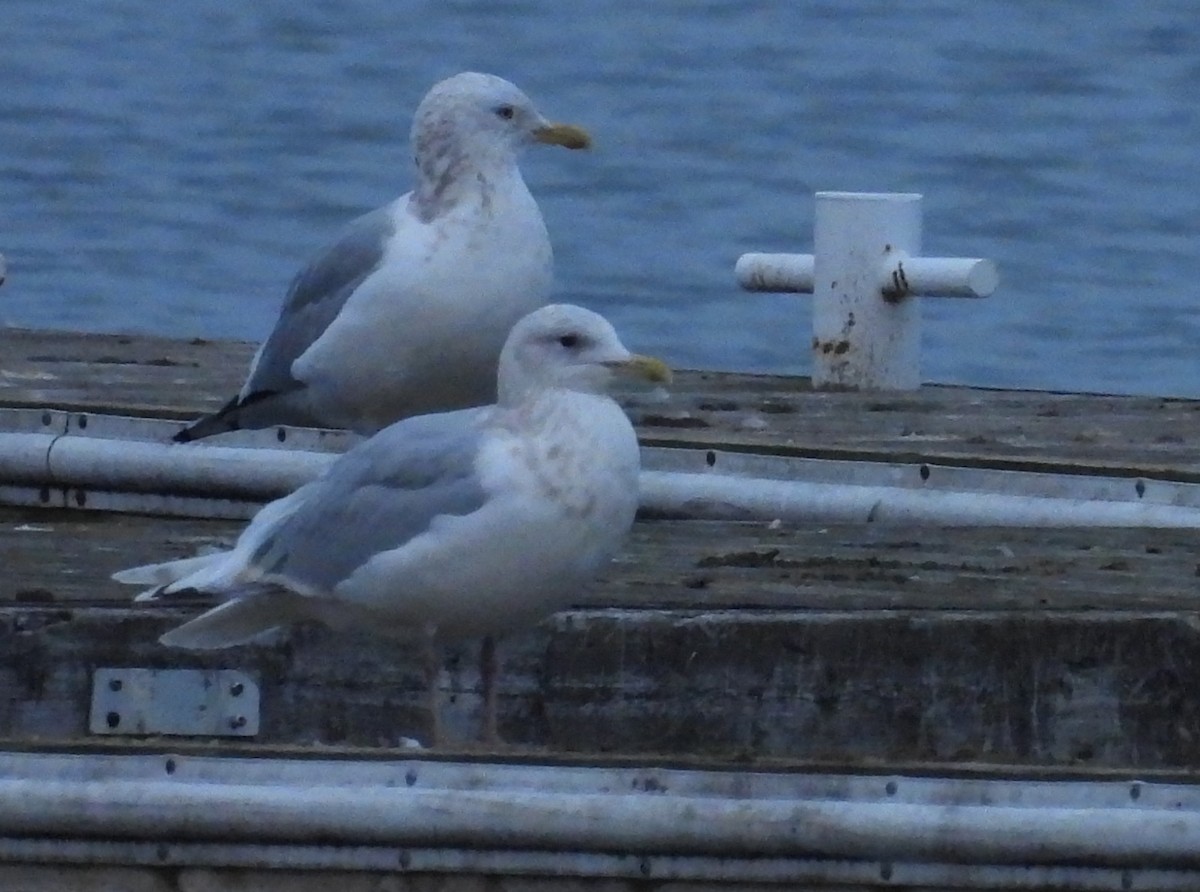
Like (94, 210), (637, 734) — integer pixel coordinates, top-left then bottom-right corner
(2, 327), (1200, 889)
(3, 326), (1200, 761)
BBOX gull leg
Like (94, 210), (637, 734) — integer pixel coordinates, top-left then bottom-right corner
(479, 634), (502, 745)
(421, 630), (443, 747)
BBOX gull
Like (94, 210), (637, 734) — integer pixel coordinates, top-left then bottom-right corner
(175, 72), (590, 442)
(118, 304), (670, 746)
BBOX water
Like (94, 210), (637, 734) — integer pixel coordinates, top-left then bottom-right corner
(1, 1), (1197, 396)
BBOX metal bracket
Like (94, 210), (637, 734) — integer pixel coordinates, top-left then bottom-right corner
(89, 668), (260, 737)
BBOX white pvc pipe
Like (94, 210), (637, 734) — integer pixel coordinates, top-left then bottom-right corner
(893, 255), (999, 298)
(736, 191), (1002, 391)
(0, 432), (55, 483)
(48, 437), (333, 499)
(0, 432), (332, 501)
(736, 252), (816, 292)
(2, 429), (1197, 528)
(736, 253), (997, 299)
(1, 777), (1199, 866)
(813, 191), (923, 389)
(639, 471), (1200, 528)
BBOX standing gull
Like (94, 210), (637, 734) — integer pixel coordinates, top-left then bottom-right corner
(175, 72), (590, 442)
(118, 305), (670, 746)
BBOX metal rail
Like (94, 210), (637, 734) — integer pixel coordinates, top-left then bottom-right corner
(1, 407), (1197, 526)
(0, 750), (1197, 888)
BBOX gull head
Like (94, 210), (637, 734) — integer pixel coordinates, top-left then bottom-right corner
(413, 72), (590, 173)
(497, 304), (671, 406)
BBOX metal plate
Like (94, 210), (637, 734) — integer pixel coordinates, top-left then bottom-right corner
(89, 668), (259, 737)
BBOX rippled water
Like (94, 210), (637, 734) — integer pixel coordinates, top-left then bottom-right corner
(1, 1), (1197, 395)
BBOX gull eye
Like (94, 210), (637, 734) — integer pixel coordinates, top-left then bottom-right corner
(558, 333), (579, 348)
(495, 104), (515, 120)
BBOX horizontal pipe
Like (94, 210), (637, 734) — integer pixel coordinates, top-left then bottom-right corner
(891, 255), (999, 298)
(1, 428), (1197, 527)
(0, 432), (55, 484)
(0, 776), (1198, 867)
(28, 434), (332, 500)
(639, 471), (1200, 528)
(5, 842), (1196, 892)
(736, 253), (815, 293)
(736, 252), (997, 298)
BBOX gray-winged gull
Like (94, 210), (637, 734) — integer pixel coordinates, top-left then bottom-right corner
(118, 304), (670, 746)
(175, 72), (591, 443)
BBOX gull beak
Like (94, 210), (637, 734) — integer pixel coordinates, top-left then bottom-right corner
(533, 122), (592, 150)
(609, 354), (673, 385)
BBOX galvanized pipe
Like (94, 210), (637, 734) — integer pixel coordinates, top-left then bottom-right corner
(2, 424), (1198, 527)
(0, 432), (55, 484)
(638, 470), (1200, 528)
(0, 776), (1199, 867)
(45, 436), (331, 500)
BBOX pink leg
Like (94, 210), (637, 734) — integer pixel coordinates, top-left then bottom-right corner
(421, 633), (443, 747)
(479, 635), (502, 745)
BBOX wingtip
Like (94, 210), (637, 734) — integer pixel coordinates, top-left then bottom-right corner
(172, 401), (242, 444)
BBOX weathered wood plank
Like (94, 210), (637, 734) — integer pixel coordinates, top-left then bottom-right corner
(0, 868), (687, 892)
(2, 598), (1200, 768)
(1, 508), (232, 603)
(0, 329), (248, 419)
(2, 507), (1200, 767)
(5, 509), (1200, 614)
(4, 328), (1200, 772)
(3, 327), (1199, 477)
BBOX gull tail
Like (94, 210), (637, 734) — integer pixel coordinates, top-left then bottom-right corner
(114, 555), (218, 591)
(115, 553), (240, 603)
(173, 395), (243, 443)
(158, 588), (303, 650)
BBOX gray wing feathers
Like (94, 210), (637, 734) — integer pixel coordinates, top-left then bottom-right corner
(172, 205), (397, 441)
(247, 409), (489, 593)
(242, 205), (396, 399)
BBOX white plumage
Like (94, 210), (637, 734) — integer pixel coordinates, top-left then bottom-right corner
(119, 304), (670, 745)
(175, 72), (590, 442)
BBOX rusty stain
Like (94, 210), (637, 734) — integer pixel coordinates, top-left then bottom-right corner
(814, 339), (852, 356)
(882, 261), (911, 303)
